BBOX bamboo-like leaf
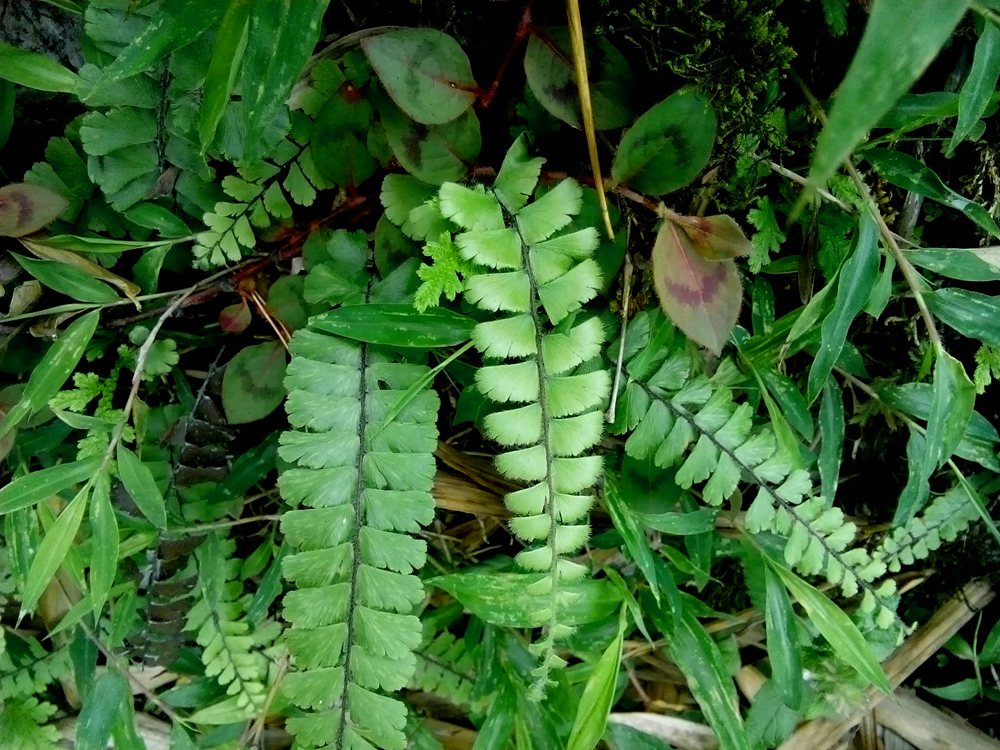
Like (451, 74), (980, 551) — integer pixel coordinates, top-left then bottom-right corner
(764, 566), (804, 710)
(807, 213), (878, 402)
(199, 0), (251, 151)
(116, 444), (167, 529)
(0, 42), (80, 93)
(310, 304), (475, 348)
(88, 473), (117, 617)
(566, 608), (626, 750)
(12, 253), (119, 303)
(76, 671), (130, 750)
(0, 309), (100, 439)
(767, 557), (891, 693)
(605, 472), (661, 603)
(20, 485), (90, 617)
(0, 457), (102, 515)
(948, 21), (1000, 154)
(926, 288), (1000, 346)
(819, 378), (845, 502)
(809, 0), (968, 188)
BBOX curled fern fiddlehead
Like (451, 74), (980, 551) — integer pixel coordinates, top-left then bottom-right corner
(433, 136), (611, 690)
(278, 230), (439, 749)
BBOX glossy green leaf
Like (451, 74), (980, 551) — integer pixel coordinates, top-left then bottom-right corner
(865, 148), (1000, 238)
(76, 670), (130, 750)
(382, 100), (481, 185)
(926, 288), (1000, 346)
(819, 378), (845, 502)
(652, 219), (742, 355)
(808, 0), (968, 187)
(923, 677), (980, 701)
(428, 573), (621, 628)
(123, 204), (190, 237)
(948, 21), (1000, 154)
(241, 0), (328, 161)
(524, 29), (633, 130)
(767, 557), (891, 693)
(0, 182), (68, 236)
(612, 90), (716, 195)
(362, 28), (477, 126)
(664, 607), (750, 750)
(199, 0), (250, 151)
(807, 213), (878, 402)
(894, 350), (975, 524)
(0, 42), (80, 93)
(221, 341), (288, 424)
(566, 609), (626, 750)
(310, 303), (474, 347)
(88, 473), (117, 617)
(0, 457), (102, 515)
(0, 309), (100, 438)
(905, 246), (1000, 282)
(637, 510), (716, 536)
(764, 566), (804, 709)
(20, 484), (90, 617)
(116, 444), (167, 529)
(12, 253), (118, 303)
(94, 0), (227, 89)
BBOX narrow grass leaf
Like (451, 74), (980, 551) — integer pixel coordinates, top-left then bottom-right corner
(767, 558), (891, 693)
(948, 21), (1000, 154)
(76, 670), (129, 750)
(0, 457), (102, 515)
(20, 484), (90, 617)
(809, 0), (968, 188)
(0, 42), (80, 93)
(116, 444), (167, 529)
(566, 608), (626, 750)
(199, 0), (251, 151)
(88, 472), (117, 617)
(807, 213), (878, 402)
(764, 566), (804, 709)
(0, 309), (99, 438)
(819, 378), (845, 502)
(605, 472), (660, 603)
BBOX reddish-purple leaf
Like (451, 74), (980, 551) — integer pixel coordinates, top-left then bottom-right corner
(0, 183), (68, 237)
(671, 214), (753, 261)
(653, 218), (743, 355)
(219, 299), (252, 333)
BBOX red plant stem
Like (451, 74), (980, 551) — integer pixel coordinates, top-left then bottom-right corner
(480, 2), (533, 109)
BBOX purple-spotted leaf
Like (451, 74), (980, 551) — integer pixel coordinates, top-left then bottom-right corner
(0, 183), (68, 236)
(653, 218), (743, 355)
(221, 341), (287, 424)
(362, 28), (477, 126)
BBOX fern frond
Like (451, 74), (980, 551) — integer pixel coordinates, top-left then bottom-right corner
(410, 631), (479, 710)
(278, 230), (439, 749)
(184, 533), (279, 720)
(612, 310), (897, 627)
(431, 136), (610, 692)
(0, 632), (73, 701)
(193, 116), (334, 266)
(872, 483), (981, 572)
(0, 697), (60, 750)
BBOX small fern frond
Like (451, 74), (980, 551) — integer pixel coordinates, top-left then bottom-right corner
(279, 230), (439, 749)
(185, 533), (278, 720)
(193, 117), (333, 266)
(410, 631), (479, 710)
(433, 136), (610, 692)
(613, 310), (897, 627)
(873, 483), (982, 572)
(0, 632), (73, 702)
(0, 697), (60, 750)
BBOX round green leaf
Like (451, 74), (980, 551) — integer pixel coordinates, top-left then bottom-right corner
(524, 28), (633, 130)
(221, 341), (288, 424)
(362, 28), (477, 125)
(381, 99), (481, 185)
(611, 90), (717, 195)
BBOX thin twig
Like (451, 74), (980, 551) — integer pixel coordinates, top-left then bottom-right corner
(605, 253), (633, 423)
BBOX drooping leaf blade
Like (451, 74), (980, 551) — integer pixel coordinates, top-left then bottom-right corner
(566, 609), (626, 750)
(116, 444), (168, 529)
(0, 42), (80, 93)
(926, 288), (1000, 346)
(310, 304), (475, 347)
(199, 0), (251, 151)
(764, 566), (804, 709)
(948, 21), (1000, 155)
(0, 457), (103, 515)
(808, 0), (969, 187)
